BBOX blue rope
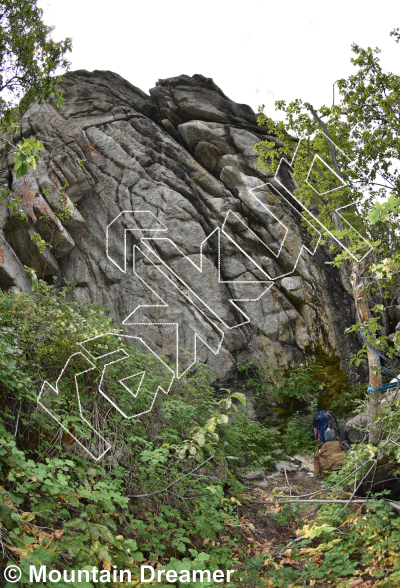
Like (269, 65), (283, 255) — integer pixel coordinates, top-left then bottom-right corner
(367, 381), (399, 392)
(360, 329), (400, 384)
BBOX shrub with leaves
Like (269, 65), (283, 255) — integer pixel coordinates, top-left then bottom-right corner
(256, 499), (400, 587)
(0, 280), (277, 584)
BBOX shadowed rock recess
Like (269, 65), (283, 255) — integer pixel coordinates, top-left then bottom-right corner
(0, 70), (362, 385)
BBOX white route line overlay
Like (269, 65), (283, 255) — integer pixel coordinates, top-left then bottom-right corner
(123, 240), (274, 378)
(37, 352), (111, 461)
(125, 245), (227, 378)
(79, 333), (174, 412)
(104, 165), (355, 377)
(39, 133), (376, 460)
(289, 132), (374, 262)
(274, 159), (373, 263)
(37, 334), (175, 460)
(107, 213), (276, 376)
(106, 210), (168, 273)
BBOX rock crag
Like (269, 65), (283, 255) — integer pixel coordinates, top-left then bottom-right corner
(0, 71), (362, 385)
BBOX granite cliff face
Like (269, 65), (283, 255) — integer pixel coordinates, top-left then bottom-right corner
(0, 71), (362, 386)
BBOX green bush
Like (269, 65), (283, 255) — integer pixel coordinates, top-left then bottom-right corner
(280, 412), (317, 455)
(220, 413), (281, 469)
(237, 360), (322, 415)
(0, 282), (251, 583)
(329, 384), (368, 420)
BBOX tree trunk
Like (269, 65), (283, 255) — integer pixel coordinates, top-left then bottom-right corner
(300, 105), (382, 443)
(350, 261), (382, 444)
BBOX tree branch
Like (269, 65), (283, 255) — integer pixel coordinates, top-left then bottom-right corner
(305, 102), (344, 180)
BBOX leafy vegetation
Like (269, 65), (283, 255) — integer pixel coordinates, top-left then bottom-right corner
(254, 27), (400, 442)
(234, 27), (400, 586)
(0, 1), (72, 289)
(257, 499), (400, 587)
(0, 282), (380, 586)
(0, 282), (286, 585)
(1, 10), (400, 586)
(237, 360), (321, 410)
(0, 0), (71, 125)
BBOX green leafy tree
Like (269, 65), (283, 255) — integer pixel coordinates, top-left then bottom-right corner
(254, 28), (400, 444)
(0, 1), (72, 288)
(0, 0), (72, 124)
(0, 0), (71, 171)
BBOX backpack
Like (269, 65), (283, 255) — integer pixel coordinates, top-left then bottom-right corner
(314, 441), (346, 477)
(312, 410), (340, 443)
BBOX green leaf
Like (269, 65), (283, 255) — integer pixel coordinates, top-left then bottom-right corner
(196, 432), (205, 447)
(196, 552), (210, 561)
(131, 550), (144, 562)
(6, 490), (25, 505)
(231, 392), (247, 406)
(16, 162), (29, 178)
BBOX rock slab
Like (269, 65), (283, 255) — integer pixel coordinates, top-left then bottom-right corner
(0, 71), (363, 384)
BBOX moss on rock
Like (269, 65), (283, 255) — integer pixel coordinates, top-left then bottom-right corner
(306, 346), (349, 410)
